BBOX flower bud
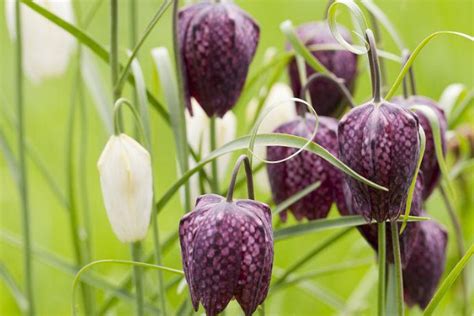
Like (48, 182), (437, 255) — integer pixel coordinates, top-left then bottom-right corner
(338, 101), (420, 222)
(287, 21), (358, 116)
(266, 115), (340, 221)
(97, 134), (153, 243)
(179, 194), (273, 316)
(336, 176), (424, 266)
(179, 2), (260, 117)
(403, 217), (448, 309)
(391, 95), (447, 199)
(5, 0), (76, 83)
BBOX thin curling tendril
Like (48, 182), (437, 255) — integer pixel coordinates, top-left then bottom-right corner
(247, 97), (319, 166)
(328, 0), (369, 54)
(300, 73), (356, 109)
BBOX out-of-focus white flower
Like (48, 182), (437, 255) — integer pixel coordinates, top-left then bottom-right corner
(246, 83), (297, 193)
(97, 134), (153, 243)
(185, 100), (236, 201)
(5, 0), (76, 83)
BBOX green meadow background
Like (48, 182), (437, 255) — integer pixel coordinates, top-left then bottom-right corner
(0, 0), (473, 315)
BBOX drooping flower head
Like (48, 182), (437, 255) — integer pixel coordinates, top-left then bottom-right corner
(337, 30), (421, 222)
(391, 95), (447, 199)
(178, 2), (260, 117)
(266, 115), (340, 221)
(287, 21), (358, 116)
(403, 217), (448, 309)
(5, 0), (76, 83)
(97, 134), (153, 243)
(179, 156), (273, 316)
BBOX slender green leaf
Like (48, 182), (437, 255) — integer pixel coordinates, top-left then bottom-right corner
(385, 31), (474, 100)
(424, 244), (474, 316)
(449, 90), (474, 128)
(274, 215), (428, 241)
(400, 125), (425, 233)
(0, 128), (19, 185)
(155, 133), (388, 214)
(273, 181), (321, 215)
(411, 104), (453, 195)
(328, 0), (369, 54)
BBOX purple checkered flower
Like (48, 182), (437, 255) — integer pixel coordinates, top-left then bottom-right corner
(179, 194), (273, 316)
(178, 2), (259, 117)
(392, 95), (447, 199)
(287, 21), (358, 116)
(266, 115), (340, 221)
(338, 101), (421, 222)
(403, 217), (448, 309)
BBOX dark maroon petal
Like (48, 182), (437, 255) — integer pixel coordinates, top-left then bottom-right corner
(233, 201), (273, 316)
(179, 195), (273, 316)
(391, 96), (447, 199)
(266, 116), (339, 222)
(338, 101), (420, 222)
(179, 3), (259, 117)
(403, 217), (448, 309)
(287, 21), (358, 116)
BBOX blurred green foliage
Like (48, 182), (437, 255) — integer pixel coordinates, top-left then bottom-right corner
(0, 0), (473, 315)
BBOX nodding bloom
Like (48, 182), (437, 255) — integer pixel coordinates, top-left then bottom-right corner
(403, 216), (448, 309)
(245, 83), (297, 194)
(338, 101), (421, 222)
(178, 2), (260, 117)
(97, 134), (153, 243)
(185, 102), (236, 201)
(336, 176), (424, 266)
(179, 194), (273, 316)
(287, 21), (358, 117)
(266, 115), (340, 222)
(5, 0), (76, 83)
(391, 95), (447, 199)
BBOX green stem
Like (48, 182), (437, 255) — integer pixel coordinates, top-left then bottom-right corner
(390, 222), (404, 316)
(171, 0), (191, 211)
(110, 0), (119, 100)
(14, 1), (35, 314)
(66, 60), (94, 315)
(151, 214), (167, 315)
(439, 186), (470, 316)
(210, 117), (219, 192)
(130, 242), (144, 316)
(377, 222), (386, 316)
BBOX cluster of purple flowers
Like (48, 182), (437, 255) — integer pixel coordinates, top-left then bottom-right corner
(176, 2), (449, 315)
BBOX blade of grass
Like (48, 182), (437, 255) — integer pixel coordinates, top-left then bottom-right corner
(424, 244), (474, 316)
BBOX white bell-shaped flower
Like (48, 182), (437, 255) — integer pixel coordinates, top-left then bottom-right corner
(5, 0), (76, 83)
(97, 134), (153, 243)
(185, 100), (236, 201)
(246, 83), (297, 193)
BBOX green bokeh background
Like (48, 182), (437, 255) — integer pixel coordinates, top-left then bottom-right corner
(0, 0), (473, 315)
